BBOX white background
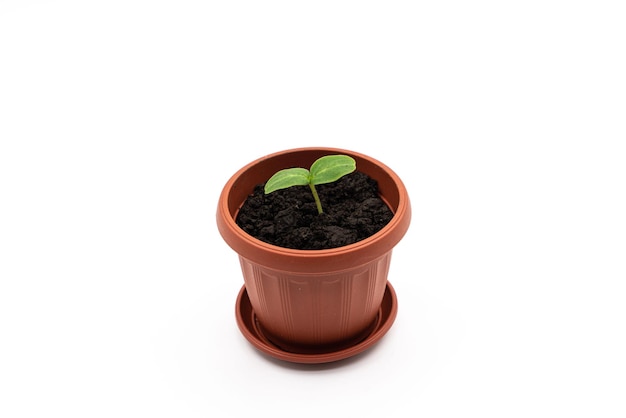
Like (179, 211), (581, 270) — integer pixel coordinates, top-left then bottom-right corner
(1, 1), (625, 417)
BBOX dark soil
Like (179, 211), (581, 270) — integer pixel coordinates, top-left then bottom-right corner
(235, 171), (394, 250)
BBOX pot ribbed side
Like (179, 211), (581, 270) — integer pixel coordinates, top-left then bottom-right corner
(239, 251), (392, 351)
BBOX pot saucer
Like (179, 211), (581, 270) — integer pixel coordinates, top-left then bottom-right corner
(235, 282), (398, 364)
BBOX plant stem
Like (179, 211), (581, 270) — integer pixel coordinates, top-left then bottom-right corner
(309, 183), (323, 214)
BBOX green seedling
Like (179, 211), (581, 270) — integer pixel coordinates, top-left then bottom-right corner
(264, 155), (357, 214)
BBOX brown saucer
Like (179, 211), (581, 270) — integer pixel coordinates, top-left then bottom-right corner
(235, 282), (398, 364)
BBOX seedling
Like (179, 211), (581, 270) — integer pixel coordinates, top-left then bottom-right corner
(264, 155), (357, 214)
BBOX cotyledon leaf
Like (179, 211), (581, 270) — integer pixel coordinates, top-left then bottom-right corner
(309, 155), (356, 185)
(264, 167), (310, 194)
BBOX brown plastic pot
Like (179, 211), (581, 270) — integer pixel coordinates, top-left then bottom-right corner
(216, 147), (411, 363)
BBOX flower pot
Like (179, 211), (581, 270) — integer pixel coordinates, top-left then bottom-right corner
(216, 147), (411, 363)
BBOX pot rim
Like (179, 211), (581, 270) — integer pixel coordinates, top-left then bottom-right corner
(217, 147), (411, 272)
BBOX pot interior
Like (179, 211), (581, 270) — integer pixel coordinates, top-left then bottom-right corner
(226, 148), (401, 220)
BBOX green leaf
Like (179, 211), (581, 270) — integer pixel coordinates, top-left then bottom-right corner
(309, 155), (356, 185)
(264, 167), (310, 194)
